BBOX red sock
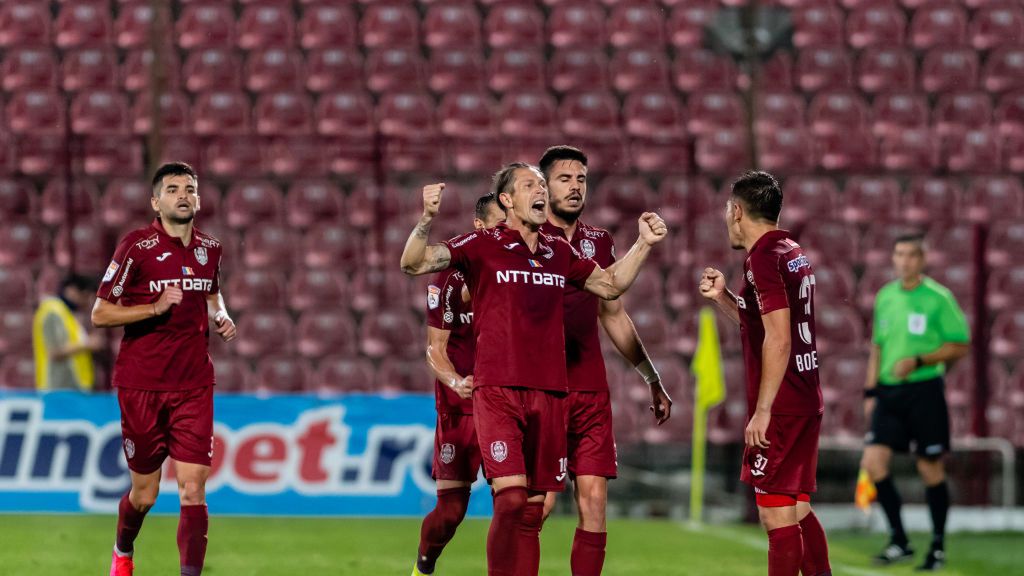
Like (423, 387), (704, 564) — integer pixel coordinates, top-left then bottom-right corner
(417, 487), (471, 573)
(767, 524), (803, 576)
(516, 502), (544, 576)
(115, 492), (148, 555)
(570, 528), (607, 576)
(177, 504), (208, 576)
(799, 512), (832, 576)
(487, 487), (527, 576)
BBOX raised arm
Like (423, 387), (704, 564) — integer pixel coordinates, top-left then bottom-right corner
(599, 298), (672, 424)
(400, 183), (454, 276)
(698, 268), (741, 326)
(92, 287), (182, 328)
(583, 212), (667, 300)
(426, 326), (472, 400)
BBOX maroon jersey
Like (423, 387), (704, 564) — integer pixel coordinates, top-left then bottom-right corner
(426, 268), (474, 414)
(541, 221), (616, 392)
(739, 230), (823, 417)
(443, 223), (597, 392)
(97, 219), (222, 392)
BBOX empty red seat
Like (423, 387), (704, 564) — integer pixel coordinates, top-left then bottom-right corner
(880, 127), (938, 172)
(990, 267), (1024, 312)
(792, 4), (844, 48)
(910, 2), (967, 50)
(499, 90), (560, 137)
(377, 91), (436, 138)
(755, 91), (806, 135)
(903, 177), (962, 224)
(306, 48), (363, 93)
(989, 219), (1024, 268)
(1002, 131), (1024, 172)
(254, 91), (313, 136)
(0, 3), (51, 48)
(991, 311), (1024, 360)
(783, 176), (839, 227)
(624, 309), (672, 356)
(611, 47), (670, 93)
(0, 222), (47, 268)
(857, 265), (894, 314)
(995, 90), (1024, 137)
(296, 311), (357, 359)
(302, 223), (362, 268)
(62, 48), (118, 92)
(800, 220), (860, 266)
(54, 1), (112, 48)
(101, 179), (152, 229)
(0, 178), (37, 223)
(486, 3), (544, 49)
(695, 129), (750, 177)
(970, 3), (1024, 50)
(245, 48), (304, 93)
(287, 268), (345, 312)
(608, 1), (666, 48)
(155, 135), (202, 171)
(376, 360), (433, 393)
(796, 46), (853, 92)
(0, 309), (33, 357)
(182, 48), (242, 93)
(298, 3), (356, 49)
(242, 225), (297, 270)
(362, 3), (419, 48)
(590, 175), (655, 227)
(758, 129), (814, 174)
(944, 128), (1001, 173)
(193, 91), (251, 136)
(253, 357), (310, 394)
(934, 91), (993, 137)
(115, 2), (170, 50)
(315, 90), (375, 139)
(314, 356), (376, 394)
(871, 91), (928, 137)
(928, 229), (974, 272)
(623, 89), (686, 139)
(821, 352), (867, 396)
(815, 305), (865, 355)
(131, 91), (190, 135)
(12, 135), (66, 176)
(438, 91), (496, 138)
(966, 176), (1023, 223)
(861, 222), (924, 269)
(847, 3), (906, 48)
(224, 181), (283, 229)
(284, 180), (343, 229)
(211, 358), (251, 393)
(487, 48), (546, 93)
(70, 89), (128, 135)
(360, 310), (420, 360)
(808, 90), (868, 136)
(549, 49), (609, 94)
(423, 2), (482, 48)
(263, 136), (327, 178)
(429, 47), (485, 94)
(122, 48), (180, 93)
(238, 3), (295, 50)
(366, 47), (424, 94)
(842, 176), (900, 224)
(921, 47), (978, 93)
(177, 4), (235, 49)
(559, 91), (621, 139)
(53, 220), (109, 272)
(41, 178), (99, 227)
(548, 2), (606, 48)
(816, 128), (876, 171)
(810, 264), (856, 307)
(0, 268), (33, 308)
(226, 270), (287, 313)
(666, 1), (716, 49)
(686, 89), (744, 136)
(673, 49), (736, 92)
(2, 48), (57, 92)
(983, 47), (1024, 93)
(856, 47), (916, 95)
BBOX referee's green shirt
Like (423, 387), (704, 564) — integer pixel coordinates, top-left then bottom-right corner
(872, 277), (970, 386)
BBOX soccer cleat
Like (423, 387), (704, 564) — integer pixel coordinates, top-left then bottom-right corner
(411, 564), (430, 576)
(873, 541), (915, 565)
(916, 548), (945, 571)
(109, 551), (134, 576)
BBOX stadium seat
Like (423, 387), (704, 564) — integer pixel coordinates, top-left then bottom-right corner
(966, 176), (1024, 223)
(211, 358), (251, 394)
(821, 352), (867, 396)
(241, 225), (297, 270)
(0, 268), (33, 307)
(611, 48), (670, 93)
(101, 179), (152, 229)
(254, 92), (313, 136)
(816, 128), (876, 171)
(361, 2), (420, 48)
(808, 90), (869, 136)
(360, 310), (420, 360)
(846, 3), (906, 49)
(226, 270), (287, 313)
(349, 265), (416, 314)
(155, 135), (202, 174)
(237, 3), (295, 50)
(801, 220), (860, 267)
(488, 48), (546, 93)
(934, 91), (993, 137)
(796, 46), (853, 93)
(0, 3), (51, 48)
(982, 47), (1024, 93)
(253, 357), (310, 394)
(871, 91), (929, 137)
(995, 90), (1024, 137)
(366, 47), (425, 94)
(856, 47), (916, 95)
(377, 360), (432, 393)
(559, 91), (621, 139)
(193, 91), (251, 136)
(12, 135), (66, 176)
(910, 2), (968, 50)
(879, 127), (938, 172)
(70, 89), (128, 135)
(815, 305), (865, 355)
(284, 180), (344, 229)
(429, 47), (485, 94)
(988, 219), (1024, 269)
(0, 135), (13, 177)
(53, 220), (110, 272)
(783, 176), (839, 228)
(245, 48), (305, 93)
(1002, 131), (1024, 172)
(667, 1), (717, 50)
(921, 47), (978, 93)
(287, 268), (346, 312)
(0, 178), (37, 223)
(860, 222), (923, 269)
(0, 309), (33, 357)
(2, 48), (58, 92)
(608, 1), (666, 48)
(673, 49), (736, 93)
(61, 48), (118, 92)
(0, 222), (48, 268)
(131, 91), (191, 135)
(438, 91), (496, 138)
(177, 4), (235, 49)
(548, 2), (607, 48)
(930, 262), (974, 305)
(969, 3), (1024, 51)
(686, 90), (744, 136)
(629, 135), (691, 175)
(810, 264), (856, 307)
(296, 311), (357, 360)
(182, 48), (242, 93)
(841, 176), (900, 224)
(78, 135), (142, 177)
(757, 129), (814, 174)
(626, 309), (672, 357)
(654, 176), (716, 229)
(792, 4), (844, 48)
(990, 267), (1024, 312)
(54, 1), (112, 48)
(313, 356), (376, 394)
(549, 49), (609, 94)
(224, 181), (283, 230)
(991, 311), (1024, 360)
(663, 267), (699, 313)
(857, 265), (893, 314)
(114, 2), (169, 50)
(302, 223), (363, 268)
(623, 88), (686, 141)
(315, 90), (375, 141)
(423, 2), (482, 48)
(40, 179), (99, 226)
(377, 92), (436, 138)
(944, 128), (1002, 173)
(903, 177), (961, 225)
(486, 2), (545, 49)
(306, 48), (364, 94)
(0, 354), (35, 391)
(298, 3), (356, 49)
(755, 91), (806, 135)
(589, 175), (656, 228)
(695, 129), (749, 176)
(122, 49), (180, 93)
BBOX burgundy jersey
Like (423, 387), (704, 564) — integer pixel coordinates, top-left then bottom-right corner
(443, 223), (597, 392)
(97, 220), (222, 392)
(739, 230), (823, 417)
(541, 220), (616, 392)
(426, 268), (475, 414)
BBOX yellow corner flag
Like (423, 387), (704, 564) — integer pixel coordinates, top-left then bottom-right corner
(855, 468), (877, 514)
(689, 307), (726, 524)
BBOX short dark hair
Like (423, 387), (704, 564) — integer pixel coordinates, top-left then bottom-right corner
(731, 170), (783, 223)
(538, 145), (588, 180)
(61, 274), (96, 293)
(893, 232), (927, 251)
(474, 193), (498, 220)
(151, 162), (198, 195)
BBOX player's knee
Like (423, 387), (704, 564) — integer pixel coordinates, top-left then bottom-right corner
(861, 453), (888, 481)
(916, 457), (945, 485)
(131, 488), (159, 512)
(178, 480), (206, 505)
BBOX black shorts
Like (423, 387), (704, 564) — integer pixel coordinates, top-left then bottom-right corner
(866, 377), (950, 458)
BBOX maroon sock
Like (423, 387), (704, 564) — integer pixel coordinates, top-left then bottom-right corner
(799, 512), (832, 576)
(570, 528), (607, 576)
(487, 486), (527, 576)
(416, 487), (471, 573)
(768, 524), (803, 576)
(177, 504), (208, 576)
(516, 502), (545, 576)
(115, 492), (149, 555)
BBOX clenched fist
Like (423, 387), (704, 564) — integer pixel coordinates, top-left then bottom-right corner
(638, 212), (668, 246)
(699, 268), (727, 301)
(154, 286), (183, 315)
(422, 183), (445, 219)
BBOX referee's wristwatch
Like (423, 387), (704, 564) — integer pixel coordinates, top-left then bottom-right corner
(913, 355), (925, 369)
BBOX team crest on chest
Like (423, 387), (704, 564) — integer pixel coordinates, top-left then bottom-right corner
(194, 246), (208, 266)
(580, 239), (596, 259)
(490, 441), (508, 463)
(539, 243), (554, 260)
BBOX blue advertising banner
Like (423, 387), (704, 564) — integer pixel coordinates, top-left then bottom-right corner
(0, 391), (492, 517)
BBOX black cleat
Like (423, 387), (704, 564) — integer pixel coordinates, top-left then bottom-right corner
(873, 541), (915, 565)
(915, 548), (945, 571)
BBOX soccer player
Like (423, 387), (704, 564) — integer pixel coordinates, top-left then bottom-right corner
(698, 171), (831, 576)
(413, 193), (505, 576)
(93, 162), (236, 576)
(860, 234), (969, 571)
(400, 163), (666, 576)
(538, 145), (672, 576)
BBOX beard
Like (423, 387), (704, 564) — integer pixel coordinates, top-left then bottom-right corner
(165, 211), (195, 225)
(550, 198), (584, 223)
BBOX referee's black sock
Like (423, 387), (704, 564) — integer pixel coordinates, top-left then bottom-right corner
(925, 481), (950, 550)
(874, 476), (908, 546)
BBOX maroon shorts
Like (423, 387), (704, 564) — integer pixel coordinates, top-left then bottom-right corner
(566, 390), (617, 479)
(432, 412), (482, 482)
(117, 385), (214, 474)
(740, 413), (821, 496)
(473, 386), (568, 492)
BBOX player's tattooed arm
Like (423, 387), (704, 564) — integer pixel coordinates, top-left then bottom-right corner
(699, 268), (740, 326)
(400, 183), (453, 275)
(426, 327), (473, 400)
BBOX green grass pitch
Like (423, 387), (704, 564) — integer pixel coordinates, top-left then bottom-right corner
(3, 514), (1020, 575)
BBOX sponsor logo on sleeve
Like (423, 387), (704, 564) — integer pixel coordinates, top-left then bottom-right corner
(102, 261), (119, 283)
(490, 441), (508, 463)
(787, 254), (810, 273)
(427, 285), (440, 309)
(450, 233), (477, 248)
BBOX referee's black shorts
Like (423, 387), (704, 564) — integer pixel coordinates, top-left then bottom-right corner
(866, 377), (950, 459)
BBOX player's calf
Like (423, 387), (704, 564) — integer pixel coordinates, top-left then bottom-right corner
(415, 486), (471, 575)
(757, 495), (804, 576)
(487, 485), (528, 576)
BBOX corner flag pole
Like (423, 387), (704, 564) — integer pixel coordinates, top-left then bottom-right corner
(690, 307), (726, 525)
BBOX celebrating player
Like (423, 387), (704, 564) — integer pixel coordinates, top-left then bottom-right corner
(400, 163), (667, 576)
(538, 145), (672, 576)
(93, 162), (236, 576)
(413, 193), (505, 576)
(698, 171), (831, 576)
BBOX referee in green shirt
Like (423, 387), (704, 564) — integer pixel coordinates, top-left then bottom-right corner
(861, 234), (970, 571)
